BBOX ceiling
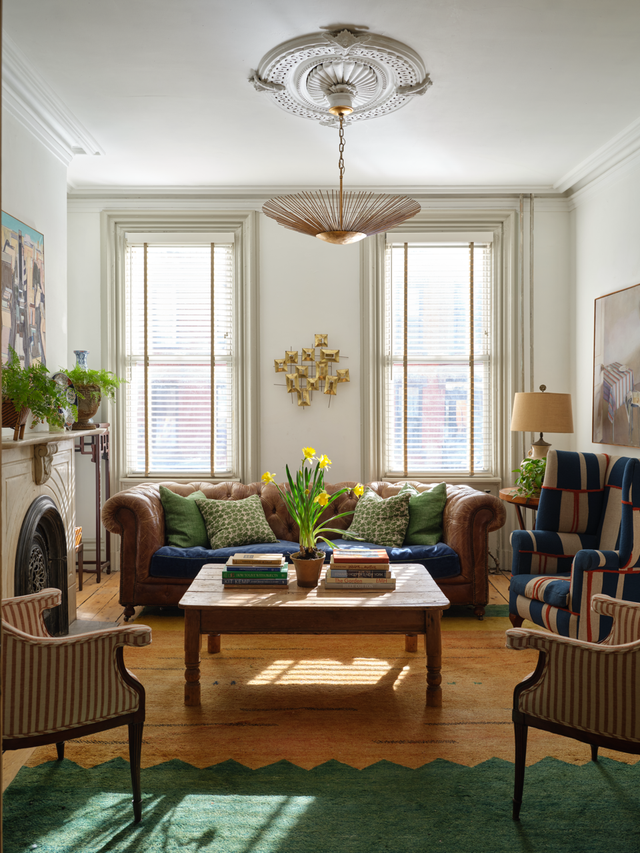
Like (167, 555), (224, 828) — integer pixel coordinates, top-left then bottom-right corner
(5, 0), (640, 192)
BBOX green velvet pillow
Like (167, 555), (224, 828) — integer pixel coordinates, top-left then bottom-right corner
(195, 494), (278, 551)
(398, 482), (447, 546)
(342, 488), (411, 548)
(159, 486), (209, 548)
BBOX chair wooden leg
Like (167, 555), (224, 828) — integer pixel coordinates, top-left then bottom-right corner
(591, 743), (599, 762)
(56, 741), (65, 761)
(128, 722), (144, 823)
(513, 719), (528, 820)
(509, 613), (524, 628)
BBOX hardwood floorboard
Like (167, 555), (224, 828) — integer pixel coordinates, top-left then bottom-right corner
(488, 571), (510, 605)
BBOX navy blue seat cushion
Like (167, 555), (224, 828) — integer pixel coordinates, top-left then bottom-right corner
(149, 538), (461, 580)
(509, 571), (571, 609)
(150, 540), (303, 578)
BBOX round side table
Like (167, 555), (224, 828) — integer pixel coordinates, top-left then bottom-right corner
(499, 487), (540, 530)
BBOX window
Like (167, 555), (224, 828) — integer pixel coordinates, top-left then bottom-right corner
(383, 240), (493, 477)
(124, 237), (235, 477)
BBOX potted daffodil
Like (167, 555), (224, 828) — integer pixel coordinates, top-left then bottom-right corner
(262, 447), (364, 587)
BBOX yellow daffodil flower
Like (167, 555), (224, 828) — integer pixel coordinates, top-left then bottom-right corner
(261, 471), (276, 484)
(353, 483), (364, 497)
(302, 447), (316, 460)
(317, 454), (331, 469)
(314, 491), (330, 507)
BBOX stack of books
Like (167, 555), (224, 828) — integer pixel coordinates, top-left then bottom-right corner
(323, 548), (395, 591)
(221, 553), (289, 589)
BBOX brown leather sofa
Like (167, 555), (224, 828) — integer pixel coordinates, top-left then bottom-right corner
(102, 480), (506, 621)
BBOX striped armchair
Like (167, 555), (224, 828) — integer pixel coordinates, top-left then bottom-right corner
(509, 450), (640, 641)
(2, 589), (152, 823)
(507, 595), (640, 820)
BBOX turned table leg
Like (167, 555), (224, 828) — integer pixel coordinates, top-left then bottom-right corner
(207, 633), (221, 654)
(425, 610), (443, 707)
(184, 609), (202, 707)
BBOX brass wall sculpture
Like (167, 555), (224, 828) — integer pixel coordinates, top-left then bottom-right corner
(274, 335), (350, 407)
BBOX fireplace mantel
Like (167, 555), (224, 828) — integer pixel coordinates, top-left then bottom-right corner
(1, 428), (106, 624)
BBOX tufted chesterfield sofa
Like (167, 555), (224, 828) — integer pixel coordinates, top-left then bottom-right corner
(102, 480), (506, 621)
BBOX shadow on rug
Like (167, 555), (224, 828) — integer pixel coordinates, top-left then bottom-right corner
(4, 756), (640, 853)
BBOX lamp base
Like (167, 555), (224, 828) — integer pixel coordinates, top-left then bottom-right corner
(529, 436), (551, 459)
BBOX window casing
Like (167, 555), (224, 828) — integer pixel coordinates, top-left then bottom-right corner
(384, 241), (493, 477)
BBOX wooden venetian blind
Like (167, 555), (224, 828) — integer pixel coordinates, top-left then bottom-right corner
(124, 239), (235, 477)
(384, 241), (492, 476)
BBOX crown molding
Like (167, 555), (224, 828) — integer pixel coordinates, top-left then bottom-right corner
(555, 114), (640, 194)
(2, 32), (104, 167)
(67, 187), (570, 214)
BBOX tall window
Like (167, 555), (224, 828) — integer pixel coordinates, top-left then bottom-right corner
(124, 239), (235, 477)
(384, 241), (492, 476)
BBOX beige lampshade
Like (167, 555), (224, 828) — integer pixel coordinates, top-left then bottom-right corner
(510, 392), (574, 434)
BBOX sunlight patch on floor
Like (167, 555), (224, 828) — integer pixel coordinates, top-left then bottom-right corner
(248, 657), (396, 685)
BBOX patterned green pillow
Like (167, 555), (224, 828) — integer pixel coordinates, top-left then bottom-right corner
(195, 494), (278, 550)
(398, 482), (447, 546)
(342, 488), (411, 548)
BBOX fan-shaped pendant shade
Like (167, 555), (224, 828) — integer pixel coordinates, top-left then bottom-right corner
(262, 190), (421, 244)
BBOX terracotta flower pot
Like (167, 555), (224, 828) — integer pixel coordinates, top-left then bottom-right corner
(291, 552), (326, 588)
(73, 383), (101, 430)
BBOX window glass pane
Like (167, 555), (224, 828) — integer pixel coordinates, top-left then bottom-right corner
(385, 243), (492, 476)
(124, 243), (234, 477)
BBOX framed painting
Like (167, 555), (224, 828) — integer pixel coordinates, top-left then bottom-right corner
(593, 283), (640, 446)
(1, 211), (46, 366)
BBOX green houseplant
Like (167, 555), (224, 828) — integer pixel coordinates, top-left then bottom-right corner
(262, 447), (363, 587)
(2, 347), (74, 439)
(64, 365), (126, 430)
(512, 456), (547, 499)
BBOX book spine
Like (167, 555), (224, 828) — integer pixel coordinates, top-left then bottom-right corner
(222, 571), (289, 579)
(327, 569), (391, 578)
(225, 566), (287, 572)
(227, 561), (286, 567)
(331, 555), (389, 564)
(222, 578), (289, 585)
(323, 581), (396, 590)
(324, 576), (395, 584)
(328, 566), (390, 575)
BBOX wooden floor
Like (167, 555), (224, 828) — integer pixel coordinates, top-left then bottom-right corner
(2, 565), (511, 792)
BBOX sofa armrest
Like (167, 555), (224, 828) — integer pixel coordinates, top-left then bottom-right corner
(102, 483), (166, 591)
(441, 485), (506, 580)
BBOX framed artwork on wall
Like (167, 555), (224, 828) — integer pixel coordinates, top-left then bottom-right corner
(1, 211), (46, 366)
(593, 282), (640, 447)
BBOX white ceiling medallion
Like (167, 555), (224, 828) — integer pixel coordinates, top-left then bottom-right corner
(249, 27), (431, 127)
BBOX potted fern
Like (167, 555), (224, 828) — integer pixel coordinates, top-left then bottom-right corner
(64, 365), (126, 430)
(2, 348), (73, 440)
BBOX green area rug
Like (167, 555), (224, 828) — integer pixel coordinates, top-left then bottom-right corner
(4, 756), (639, 852)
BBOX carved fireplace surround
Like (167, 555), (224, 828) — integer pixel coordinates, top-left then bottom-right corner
(1, 429), (103, 631)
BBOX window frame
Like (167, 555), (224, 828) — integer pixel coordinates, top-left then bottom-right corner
(359, 211), (519, 490)
(103, 210), (260, 491)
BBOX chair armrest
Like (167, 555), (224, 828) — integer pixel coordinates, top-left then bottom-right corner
(2, 588), (62, 637)
(507, 622), (640, 739)
(2, 624), (151, 739)
(592, 594), (640, 645)
(510, 531), (596, 576)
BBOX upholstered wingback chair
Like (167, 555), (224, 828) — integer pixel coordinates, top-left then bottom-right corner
(507, 594), (640, 819)
(509, 450), (640, 641)
(2, 589), (151, 822)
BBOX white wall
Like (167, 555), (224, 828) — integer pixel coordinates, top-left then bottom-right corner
(572, 159), (640, 457)
(2, 111), (68, 370)
(259, 216), (362, 484)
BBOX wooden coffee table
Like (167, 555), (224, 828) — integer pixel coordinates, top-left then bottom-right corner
(179, 563), (450, 708)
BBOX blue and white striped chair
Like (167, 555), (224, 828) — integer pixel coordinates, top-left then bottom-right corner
(509, 450), (640, 642)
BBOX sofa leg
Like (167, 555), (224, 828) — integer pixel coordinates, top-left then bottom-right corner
(474, 606), (485, 620)
(123, 605), (135, 622)
(509, 613), (524, 628)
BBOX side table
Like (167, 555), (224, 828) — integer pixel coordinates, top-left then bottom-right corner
(74, 425), (111, 582)
(499, 487), (539, 531)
